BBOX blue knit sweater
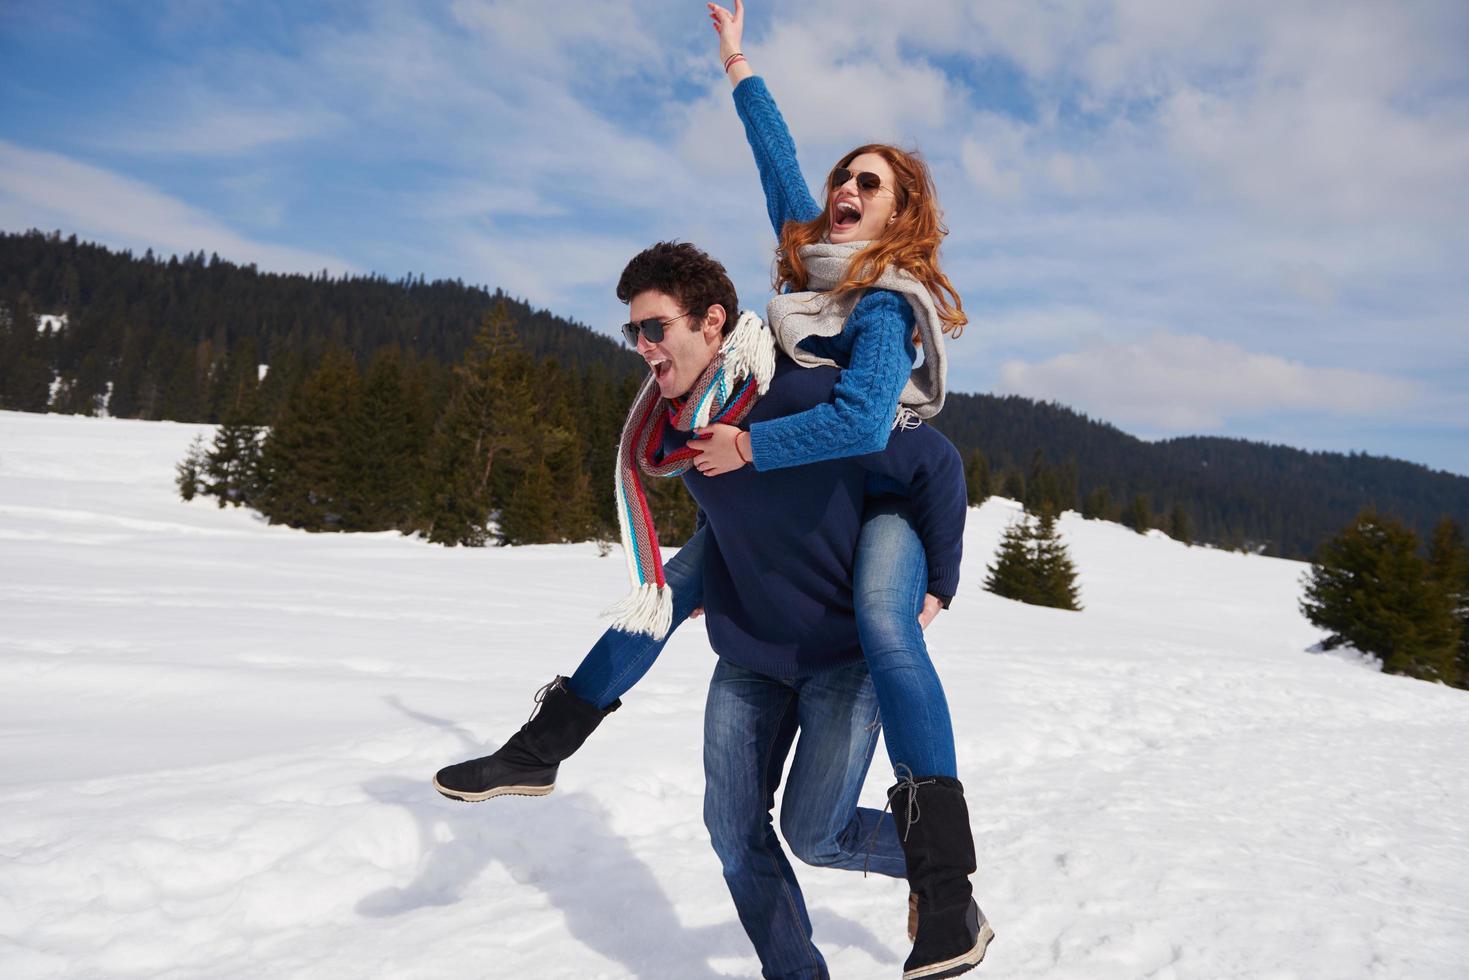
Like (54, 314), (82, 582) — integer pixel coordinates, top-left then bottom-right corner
(733, 75), (919, 473)
(668, 357), (965, 676)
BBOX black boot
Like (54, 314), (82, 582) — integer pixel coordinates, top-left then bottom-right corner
(890, 773), (995, 979)
(433, 677), (619, 802)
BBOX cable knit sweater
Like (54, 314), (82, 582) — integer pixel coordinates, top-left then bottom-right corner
(733, 75), (920, 473)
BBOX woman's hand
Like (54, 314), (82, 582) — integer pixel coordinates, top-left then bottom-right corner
(918, 593), (943, 630)
(689, 423), (750, 477)
(708, 1), (751, 85)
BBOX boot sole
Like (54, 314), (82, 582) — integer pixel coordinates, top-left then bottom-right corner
(902, 919), (995, 979)
(432, 777), (555, 803)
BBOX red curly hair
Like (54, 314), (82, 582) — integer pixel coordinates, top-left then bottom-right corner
(775, 143), (966, 337)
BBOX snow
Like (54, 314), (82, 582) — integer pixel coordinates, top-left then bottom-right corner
(1, 409), (1466, 979)
(36, 313), (67, 332)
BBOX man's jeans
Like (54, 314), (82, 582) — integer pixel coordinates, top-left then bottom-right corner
(703, 657), (908, 980)
(568, 503), (958, 778)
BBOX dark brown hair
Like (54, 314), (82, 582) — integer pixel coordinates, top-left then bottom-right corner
(617, 241), (739, 336)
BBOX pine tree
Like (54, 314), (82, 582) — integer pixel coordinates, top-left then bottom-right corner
(1082, 486), (1113, 521)
(419, 303), (536, 545)
(1031, 508), (1082, 610)
(1300, 510), (1460, 684)
(1426, 517), (1469, 689)
(203, 413), (264, 508)
(256, 347), (361, 529)
(1000, 467), (1025, 503)
(0, 297), (53, 412)
(176, 434), (207, 501)
(985, 509), (1082, 610)
(340, 347), (428, 531)
(984, 518), (1038, 602)
(1168, 504), (1193, 546)
(1123, 493), (1151, 534)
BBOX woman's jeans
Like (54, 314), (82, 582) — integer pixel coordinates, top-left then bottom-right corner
(566, 503), (958, 777)
(703, 657), (906, 980)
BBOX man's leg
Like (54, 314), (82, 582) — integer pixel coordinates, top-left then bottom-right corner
(434, 528), (706, 802)
(778, 660), (907, 879)
(703, 659), (827, 980)
(569, 525), (708, 708)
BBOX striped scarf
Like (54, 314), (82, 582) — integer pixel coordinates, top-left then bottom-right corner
(605, 310), (775, 638)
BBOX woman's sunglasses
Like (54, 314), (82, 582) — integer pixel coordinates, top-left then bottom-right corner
(830, 167), (884, 194)
(621, 311), (692, 346)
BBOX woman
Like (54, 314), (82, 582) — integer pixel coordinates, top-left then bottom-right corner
(435, 2), (990, 974)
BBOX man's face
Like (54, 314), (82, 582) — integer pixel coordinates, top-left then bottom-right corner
(629, 289), (722, 400)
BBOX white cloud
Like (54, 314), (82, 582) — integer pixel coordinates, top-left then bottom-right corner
(996, 331), (1422, 431)
(105, 105), (342, 157)
(0, 141), (352, 275)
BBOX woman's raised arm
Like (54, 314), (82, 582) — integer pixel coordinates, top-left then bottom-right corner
(709, 2), (821, 234)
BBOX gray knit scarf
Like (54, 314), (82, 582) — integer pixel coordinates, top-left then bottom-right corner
(764, 241), (947, 421)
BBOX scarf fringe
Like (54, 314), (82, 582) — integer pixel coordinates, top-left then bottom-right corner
(603, 583), (674, 639)
(724, 309), (777, 397)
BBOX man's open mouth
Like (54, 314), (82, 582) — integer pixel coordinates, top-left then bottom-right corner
(648, 357), (672, 380)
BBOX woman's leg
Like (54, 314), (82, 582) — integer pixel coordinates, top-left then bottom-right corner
(855, 502), (994, 976)
(567, 525), (707, 709)
(854, 500), (957, 778)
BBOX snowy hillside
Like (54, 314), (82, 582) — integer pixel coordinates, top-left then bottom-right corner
(2, 410), (1466, 979)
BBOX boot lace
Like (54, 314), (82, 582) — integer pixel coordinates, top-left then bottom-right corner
(527, 676), (566, 724)
(861, 764), (937, 876)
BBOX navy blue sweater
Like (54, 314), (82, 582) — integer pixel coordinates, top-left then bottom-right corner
(666, 357), (966, 677)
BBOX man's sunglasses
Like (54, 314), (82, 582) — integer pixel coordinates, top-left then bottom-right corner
(621, 311), (692, 346)
(830, 167), (884, 194)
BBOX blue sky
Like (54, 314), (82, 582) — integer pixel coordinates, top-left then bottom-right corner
(3, 0), (1467, 474)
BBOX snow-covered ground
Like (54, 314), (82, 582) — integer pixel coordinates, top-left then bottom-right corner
(2, 409), (1466, 979)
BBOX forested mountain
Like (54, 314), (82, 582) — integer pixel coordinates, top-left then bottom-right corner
(929, 394), (1469, 559)
(3, 228), (1464, 559)
(0, 229), (641, 420)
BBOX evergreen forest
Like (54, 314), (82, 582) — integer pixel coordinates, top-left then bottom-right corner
(3, 228), (1466, 559)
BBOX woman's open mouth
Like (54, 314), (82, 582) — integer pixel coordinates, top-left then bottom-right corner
(832, 199), (862, 232)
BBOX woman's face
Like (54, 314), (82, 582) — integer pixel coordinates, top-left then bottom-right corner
(827, 151), (899, 244)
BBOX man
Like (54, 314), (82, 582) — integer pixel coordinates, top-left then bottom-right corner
(437, 243), (986, 979)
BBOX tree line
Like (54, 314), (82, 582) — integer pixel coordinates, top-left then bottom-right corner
(175, 303), (697, 547)
(4, 228), (1466, 562)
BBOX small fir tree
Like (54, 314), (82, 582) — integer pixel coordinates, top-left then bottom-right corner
(176, 434), (207, 501)
(1300, 510), (1460, 685)
(984, 518), (1038, 602)
(1031, 508), (1083, 610)
(204, 413), (264, 508)
(984, 509), (1081, 611)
